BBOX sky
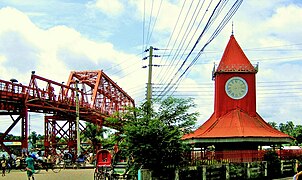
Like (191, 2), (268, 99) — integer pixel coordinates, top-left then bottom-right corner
(0, 0), (301, 135)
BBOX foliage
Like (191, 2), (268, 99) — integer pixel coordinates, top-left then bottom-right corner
(28, 131), (45, 148)
(268, 121), (302, 145)
(263, 150), (281, 178)
(107, 97), (198, 179)
(268, 122), (277, 129)
(81, 122), (114, 153)
(279, 121), (295, 136)
(229, 163), (245, 178)
(29, 131), (37, 145)
(155, 97), (198, 134)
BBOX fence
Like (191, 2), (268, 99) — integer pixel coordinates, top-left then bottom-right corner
(178, 160), (296, 180)
(138, 160), (298, 180)
(179, 161), (267, 180)
(189, 149), (302, 163)
(137, 149), (302, 179)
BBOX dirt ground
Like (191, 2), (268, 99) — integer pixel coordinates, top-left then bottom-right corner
(1, 168), (95, 180)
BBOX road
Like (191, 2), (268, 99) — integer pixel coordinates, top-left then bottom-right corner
(273, 178), (293, 180)
(2, 168), (95, 180)
(3, 169), (294, 180)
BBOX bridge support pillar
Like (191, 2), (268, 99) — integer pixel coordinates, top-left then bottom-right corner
(44, 115), (83, 157)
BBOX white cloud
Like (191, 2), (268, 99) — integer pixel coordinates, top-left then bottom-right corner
(0, 6), (143, 134)
(0, 7), (140, 84)
(92, 0), (124, 16)
(265, 5), (302, 40)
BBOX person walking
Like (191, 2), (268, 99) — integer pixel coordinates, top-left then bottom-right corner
(294, 164), (302, 180)
(1, 155), (6, 177)
(25, 154), (35, 180)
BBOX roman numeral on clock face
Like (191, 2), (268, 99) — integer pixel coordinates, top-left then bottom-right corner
(225, 77), (248, 99)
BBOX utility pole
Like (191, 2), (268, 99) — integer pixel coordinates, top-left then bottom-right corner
(75, 80), (81, 157)
(146, 46), (153, 116)
(29, 114), (31, 137)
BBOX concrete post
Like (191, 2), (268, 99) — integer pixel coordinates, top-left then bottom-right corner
(262, 161), (267, 177)
(280, 160), (284, 175)
(294, 159), (298, 173)
(174, 169), (179, 180)
(138, 169), (152, 180)
(224, 164), (230, 180)
(202, 165), (207, 180)
(244, 162), (250, 179)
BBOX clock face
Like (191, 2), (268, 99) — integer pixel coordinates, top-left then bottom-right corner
(225, 77), (248, 99)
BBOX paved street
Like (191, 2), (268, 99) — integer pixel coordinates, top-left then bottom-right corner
(1, 168), (295, 180)
(273, 178), (293, 180)
(2, 169), (95, 180)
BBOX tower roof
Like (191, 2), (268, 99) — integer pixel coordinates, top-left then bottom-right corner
(215, 35), (257, 73)
(182, 108), (293, 143)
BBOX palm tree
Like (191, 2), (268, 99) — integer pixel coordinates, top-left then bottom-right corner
(81, 122), (109, 153)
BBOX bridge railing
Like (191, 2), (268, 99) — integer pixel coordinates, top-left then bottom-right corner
(26, 74), (90, 109)
(0, 79), (28, 97)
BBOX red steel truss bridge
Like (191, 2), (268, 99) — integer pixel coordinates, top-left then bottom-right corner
(0, 70), (135, 155)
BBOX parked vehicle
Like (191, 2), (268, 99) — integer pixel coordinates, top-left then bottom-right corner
(94, 149), (131, 180)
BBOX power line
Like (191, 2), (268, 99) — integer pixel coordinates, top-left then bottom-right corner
(156, 0), (243, 99)
(145, 0), (154, 49)
(155, 0), (208, 89)
(146, 0), (163, 48)
(142, 0), (146, 59)
(154, 0), (188, 83)
(104, 52), (144, 77)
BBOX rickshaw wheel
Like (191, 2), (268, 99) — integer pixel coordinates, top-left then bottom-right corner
(95, 170), (107, 180)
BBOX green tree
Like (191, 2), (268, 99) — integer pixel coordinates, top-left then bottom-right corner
(268, 122), (278, 129)
(269, 121), (302, 145)
(279, 121), (295, 136)
(81, 122), (113, 153)
(28, 131), (37, 147)
(294, 125), (302, 145)
(108, 97), (198, 179)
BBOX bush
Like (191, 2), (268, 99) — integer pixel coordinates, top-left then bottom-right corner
(263, 151), (281, 178)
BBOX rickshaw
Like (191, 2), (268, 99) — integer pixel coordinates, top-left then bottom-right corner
(94, 149), (130, 180)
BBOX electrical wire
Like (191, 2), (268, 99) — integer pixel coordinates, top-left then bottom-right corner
(155, 0), (228, 97)
(146, 0), (163, 48)
(153, 0), (188, 81)
(156, 0), (243, 99)
(170, 0), (241, 96)
(142, 0), (146, 59)
(155, 0), (209, 86)
(145, 0), (154, 49)
(104, 51), (144, 77)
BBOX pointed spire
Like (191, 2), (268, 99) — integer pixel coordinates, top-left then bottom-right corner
(232, 21), (234, 35)
(215, 35), (256, 73)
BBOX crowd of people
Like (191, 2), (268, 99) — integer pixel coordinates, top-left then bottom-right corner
(62, 151), (94, 167)
(0, 149), (95, 179)
(1, 153), (17, 176)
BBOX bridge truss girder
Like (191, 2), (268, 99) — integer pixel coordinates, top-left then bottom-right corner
(0, 70), (135, 155)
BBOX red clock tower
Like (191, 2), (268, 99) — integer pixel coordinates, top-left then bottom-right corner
(183, 35), (293, 151)
(214, 35), (257, 119)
